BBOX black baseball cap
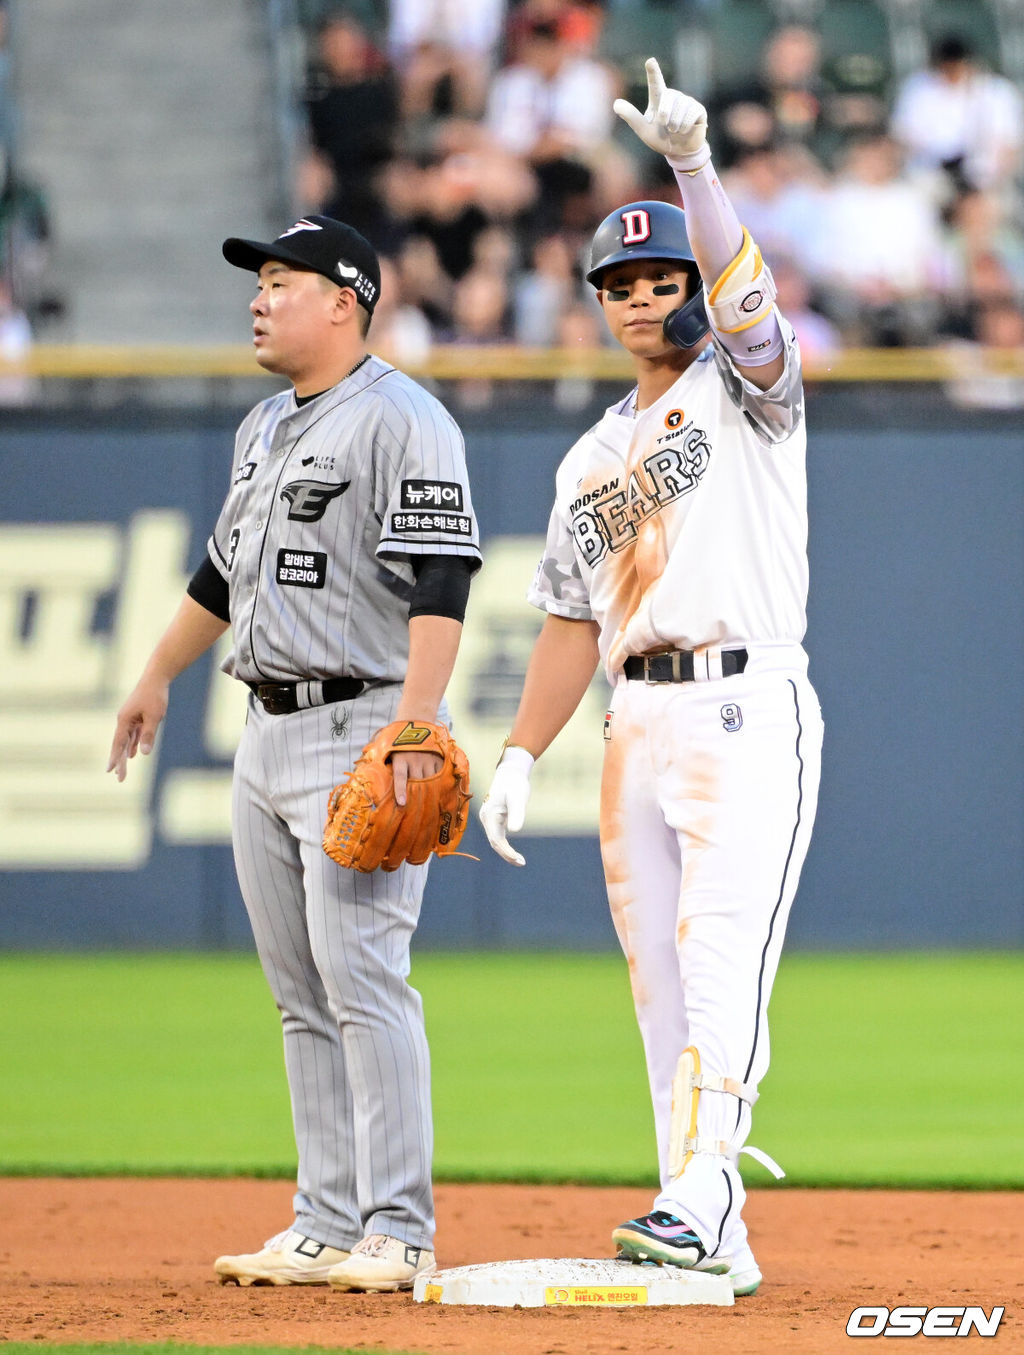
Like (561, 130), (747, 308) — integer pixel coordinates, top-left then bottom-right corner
(222, 214), (381, 313)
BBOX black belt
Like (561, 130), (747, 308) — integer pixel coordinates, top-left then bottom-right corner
(623, 648), (748, 683)
(248, 676), (365, 715)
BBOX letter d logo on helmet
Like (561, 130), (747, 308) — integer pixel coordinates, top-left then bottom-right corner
(587, 200), (696, 286)
(620, 208), (652, 246)
(587, 199), (709, 350)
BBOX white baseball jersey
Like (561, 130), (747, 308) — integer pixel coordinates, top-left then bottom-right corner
(209, 353), (481, 684)
(528, 323), (806, 680)
(527, 320), (823, 1274)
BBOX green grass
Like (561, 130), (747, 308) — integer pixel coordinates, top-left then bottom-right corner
(755, 951), (1024, 1186)
(1, 951), (1022, 1187)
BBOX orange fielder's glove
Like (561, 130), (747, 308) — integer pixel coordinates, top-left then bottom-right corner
(323, 719), (472, 873)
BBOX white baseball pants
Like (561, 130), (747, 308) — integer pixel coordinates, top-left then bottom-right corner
(600, 644), (823, 1259)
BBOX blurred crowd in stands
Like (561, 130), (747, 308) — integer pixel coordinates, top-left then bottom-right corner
(0, 0), (60, 400)
(0, 0), (1022, 394)
(288, 0), (1024, 379)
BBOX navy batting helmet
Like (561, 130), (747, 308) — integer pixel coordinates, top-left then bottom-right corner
(586, 200), (708, 349)
(586, 200), (696, 285)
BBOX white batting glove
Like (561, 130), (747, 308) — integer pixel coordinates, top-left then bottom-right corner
(479, 744), (535, 868)
(613, 57), (711, 172)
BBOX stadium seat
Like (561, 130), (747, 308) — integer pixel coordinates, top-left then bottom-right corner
(706, 0), (778, 90)
(818, 0), (894, 96)
(921, 0), (1004, 71)
(295, 0), (386, 40)
(598, 0), (692, 109)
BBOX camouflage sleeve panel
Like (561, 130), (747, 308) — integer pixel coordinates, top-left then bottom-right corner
(526, 503), (593, 620)
(709, 317), (804, 446)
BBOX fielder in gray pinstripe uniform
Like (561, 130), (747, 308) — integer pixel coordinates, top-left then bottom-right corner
(108, 216), (481, 1293)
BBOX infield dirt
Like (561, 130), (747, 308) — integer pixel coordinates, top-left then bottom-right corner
(0, 1178), (1019, 1354)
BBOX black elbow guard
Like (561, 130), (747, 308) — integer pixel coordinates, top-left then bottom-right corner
(409, 555), (474, 622)
(187, 555), (230, 622)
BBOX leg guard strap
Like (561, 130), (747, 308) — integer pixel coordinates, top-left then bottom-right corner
(675, 1137), (784, 1179)
(695, 1070), (758, 1103)
(667, 1046), (785, 1181)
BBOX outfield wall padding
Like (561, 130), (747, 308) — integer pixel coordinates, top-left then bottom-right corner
(1, 388), (1021, 949)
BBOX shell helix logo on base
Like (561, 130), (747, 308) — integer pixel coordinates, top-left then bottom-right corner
(545, 1285), (649, 1306)
(393, 722), (432, 746)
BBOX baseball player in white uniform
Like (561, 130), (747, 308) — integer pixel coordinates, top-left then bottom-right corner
(108, 215), (481, 1293)
(481, 62), (823, 1296)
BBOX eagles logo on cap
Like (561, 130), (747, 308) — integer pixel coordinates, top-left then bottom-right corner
(222, 215), (382, 314)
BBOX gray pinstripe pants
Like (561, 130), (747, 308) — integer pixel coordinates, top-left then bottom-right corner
(231, 684), (435, 1250)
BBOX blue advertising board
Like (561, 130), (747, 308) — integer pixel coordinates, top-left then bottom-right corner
(1, 391), (1021, 949)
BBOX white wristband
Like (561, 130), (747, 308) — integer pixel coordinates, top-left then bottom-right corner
(666, 145), (712, 175)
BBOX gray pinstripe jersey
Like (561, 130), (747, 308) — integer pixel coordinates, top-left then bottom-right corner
(209, 354), (481, 685)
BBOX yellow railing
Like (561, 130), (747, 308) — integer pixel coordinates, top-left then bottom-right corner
(1, 344), (1023, 381)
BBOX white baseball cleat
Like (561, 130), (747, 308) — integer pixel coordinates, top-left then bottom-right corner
(725, 1240), (762, 1296)
(214, 1228), (351, 1285)
(729, 1261), (763, 1297)
(327, 1233), (436, 1292)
